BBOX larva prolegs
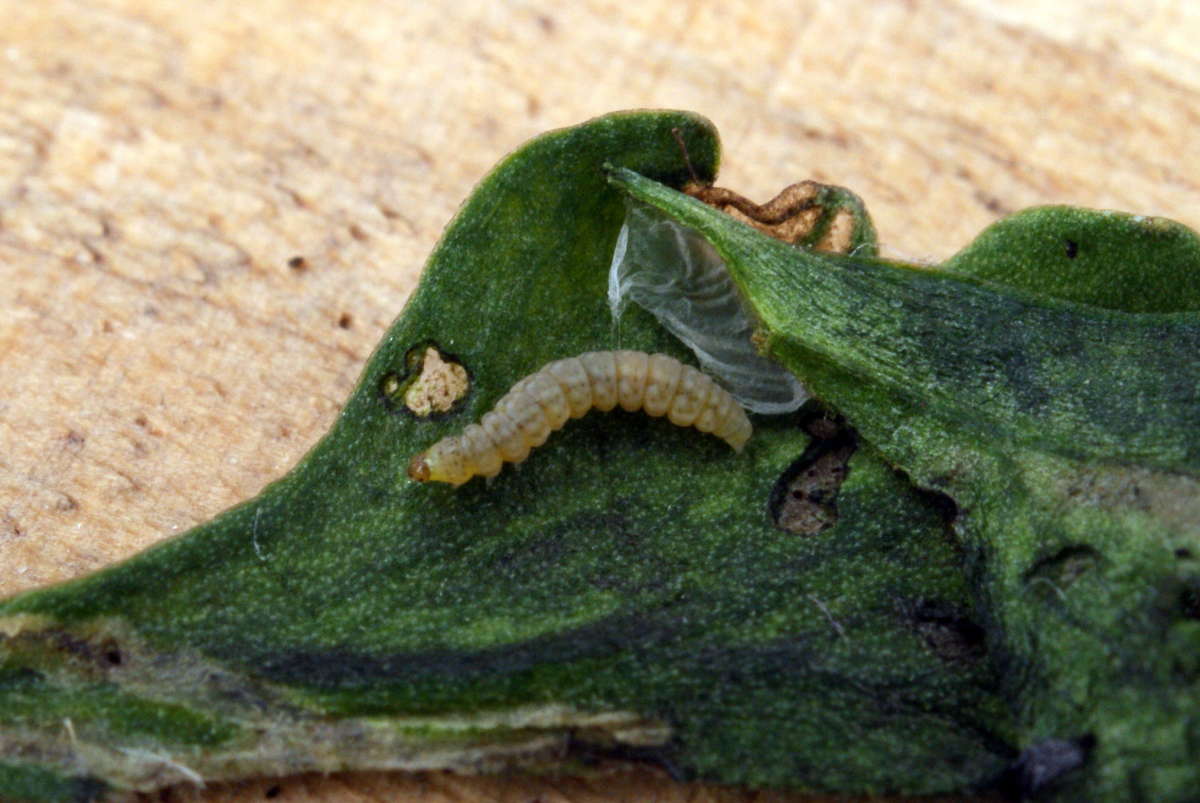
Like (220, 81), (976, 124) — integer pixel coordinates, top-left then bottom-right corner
(408, 351), (751, 486)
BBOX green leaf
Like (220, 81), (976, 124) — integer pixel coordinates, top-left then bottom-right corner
(610, 167), (1200, 802)
(0, 112), (1011, 800)
(942, 205), (1200, 312)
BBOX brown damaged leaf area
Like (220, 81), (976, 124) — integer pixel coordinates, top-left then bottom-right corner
(685, 182), (855, 253)
(813, 208), (857, 254)
(769, 417), (857, 536)
(403, 347), (470, 416)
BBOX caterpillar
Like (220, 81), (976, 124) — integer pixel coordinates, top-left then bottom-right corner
(407, 350), (752, 486)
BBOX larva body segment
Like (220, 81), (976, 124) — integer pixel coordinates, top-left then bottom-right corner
(643, 353), (682, 417)
(692, 378), (724, 434)
(522, 371), (571, 430)
(665, 365), (708, 427)
(614, 350), (649, 412)
(579, 351), (619, 412)
(544, 358), (592, 418)
(460, 423), (503, 479)
(497, 389), (553, 448)
(481, 409), (529, 463)
(407, 351), (751, 486)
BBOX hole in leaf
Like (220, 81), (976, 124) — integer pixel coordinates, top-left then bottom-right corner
(768, 414), (856, 535)
(903, 598), (987, 664)
(380, 343), (470, 417)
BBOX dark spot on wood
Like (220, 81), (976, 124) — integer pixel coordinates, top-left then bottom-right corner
(133, 415), (164, 438)
(973, 189), (1009, 215)
(337, 313), (353, 329)
(283, 187), (312, 210)
(264, 785), (281, 799)
(348, 223), (368, 242)
(80, 241), (105, 265)
(64, 430), (86, 450)
(1065, 238), (1079, 259)
(536, 13), (556, 33)
(3, 514), (24, 538)
(377, 203), (418, 234)
(287, 256), (308, 272)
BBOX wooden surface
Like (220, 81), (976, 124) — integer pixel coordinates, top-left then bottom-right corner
(1, 1), (1198, 800)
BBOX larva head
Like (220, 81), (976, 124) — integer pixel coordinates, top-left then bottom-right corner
(408, 436), (473, 486)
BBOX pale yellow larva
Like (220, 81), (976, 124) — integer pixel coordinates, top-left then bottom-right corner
(407, 350), (752, 486)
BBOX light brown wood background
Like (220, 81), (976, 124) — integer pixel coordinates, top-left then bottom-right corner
(2, 1), (1198, 801)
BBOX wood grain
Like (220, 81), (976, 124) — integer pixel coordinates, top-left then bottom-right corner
(1, 1), (1197, 800)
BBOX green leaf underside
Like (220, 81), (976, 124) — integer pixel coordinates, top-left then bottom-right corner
(609, 168), (1200, 473)
(610, 169), (1200, 802)
(0, 112), (1012, 801)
